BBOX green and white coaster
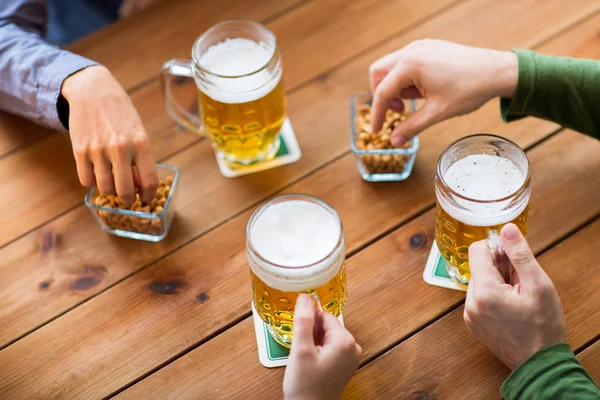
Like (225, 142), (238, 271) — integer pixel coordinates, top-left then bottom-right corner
(252, 302), (344, 368)
(423, 242), (466, 291)
(216, 118), (301, 178)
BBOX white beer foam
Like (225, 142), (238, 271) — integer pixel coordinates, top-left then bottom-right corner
(248, 199), (344, 292)
(197, 38), (281, 104)
(438, 154), (528, 226)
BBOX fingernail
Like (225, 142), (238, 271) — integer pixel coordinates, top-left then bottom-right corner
(502, 224), (520, 241)
(297, 293), (312, 307)
(391, 136), (406, 148)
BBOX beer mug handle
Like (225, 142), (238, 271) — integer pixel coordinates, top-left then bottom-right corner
(161, 59), (205, 136)
(308, 292), (325, 345)
(487, 230), (513, 284)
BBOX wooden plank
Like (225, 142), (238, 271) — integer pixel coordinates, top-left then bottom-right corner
(0, 82), (198, 248)
(67, 0), (303, 91)
(579, 340), (600, 384)
(0, 0), (300, 159)
(0, 0), (461, 246)
(342, 216), (600, 399)
(0, 0), (592, 350)
(114, 130), (600, 399)
(2, 127), (599, 399)
(0, 114), (51, 158)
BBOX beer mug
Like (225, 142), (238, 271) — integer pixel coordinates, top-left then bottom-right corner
(162, 20), (286, 165)
(435, 134), (531, 286)
(246, 194), (347, 347)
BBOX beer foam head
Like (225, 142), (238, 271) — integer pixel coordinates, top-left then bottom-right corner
(248, 199), (344, 292)
(439, 154), (528, 226)
(196, 38), (281, 104)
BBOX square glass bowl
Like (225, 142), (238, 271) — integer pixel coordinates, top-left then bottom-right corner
(84, 164), (179, 242)
(350, 93), (419, 182)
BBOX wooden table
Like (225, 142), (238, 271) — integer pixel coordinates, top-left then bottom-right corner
(1, 0), (600, 398)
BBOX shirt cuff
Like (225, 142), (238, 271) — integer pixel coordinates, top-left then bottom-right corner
(500, 343), (576, 399)
(36, 50), (98, 132)
(500, 49), (537, 123)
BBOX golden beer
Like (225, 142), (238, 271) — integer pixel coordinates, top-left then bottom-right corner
(247, 194), (346, 347)
(435, 134), (531, 286)
(199, 78), (286, 164)
(162, 20), (286, 165)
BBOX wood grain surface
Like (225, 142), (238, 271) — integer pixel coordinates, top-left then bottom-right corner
(0, 0), (599, 399)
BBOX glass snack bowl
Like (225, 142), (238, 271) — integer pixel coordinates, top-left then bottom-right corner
(84, 164), (180, 242)
(350, 93), (419, 182)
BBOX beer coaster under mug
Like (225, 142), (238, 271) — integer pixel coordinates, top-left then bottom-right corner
(251, 302), (344, 368)
(216, 118), (301, 178)
(422, 242), (466, 292)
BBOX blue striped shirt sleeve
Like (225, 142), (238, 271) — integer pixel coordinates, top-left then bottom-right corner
(0, 0), (98, 132)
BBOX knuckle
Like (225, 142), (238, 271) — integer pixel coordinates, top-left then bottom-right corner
(109, 137), (128, 152)
(368, 62), (381, 77)
(473, 294), (489, 312)
(89, 143), (105, 156)
(341, 335), (357, 352)
(512, 247), (534, 265)
(294, 346), (314, 361)
(294, 314), (313, 328)
(132, 135), (150, 149)
(74, 147), (88, 159)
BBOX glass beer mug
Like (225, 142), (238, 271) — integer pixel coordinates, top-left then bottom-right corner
(435, 134), (531, 286)
(247, 194), (347, 347)
(162, 20), (286, 165)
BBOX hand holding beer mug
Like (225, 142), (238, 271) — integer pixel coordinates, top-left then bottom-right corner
(283, 294), (361, 400)
(464, 224), (566, 370)
(435, 134), (531, 286)
(247, 194), (347, 347)
(162, 20), (286, 165)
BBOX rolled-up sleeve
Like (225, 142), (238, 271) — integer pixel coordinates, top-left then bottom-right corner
(0, 0), (98, 132)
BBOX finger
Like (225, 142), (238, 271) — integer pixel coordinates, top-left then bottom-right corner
(371, 64), (414, 135)
(132, 166), (142, 189)
(291, 294), (317, 350)
(501, 224), (541, 283)
(133, 139), (158, 202)
(389, 98), (406, 114)
(368, 50), (402, 94)
(399, 86), (423, 99)
(74, 151), (96, 187)
(93, 158), (116, 195)
(468, 240), (505, 288)
(320, 311), (352, 346)
(111, 152), (135, 206)
(389, 102), (440, 148)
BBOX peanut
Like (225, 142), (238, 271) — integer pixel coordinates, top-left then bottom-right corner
(94, 175), (174, 236)
(354, 104), (412, 175)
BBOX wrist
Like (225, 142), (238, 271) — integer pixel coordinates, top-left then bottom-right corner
(493, 50), (519, 99)
(61, 65), (113, 102)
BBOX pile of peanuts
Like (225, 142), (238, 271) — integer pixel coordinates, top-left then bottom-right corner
(355, 105), (411, 174)
(94, 175), (174, 235)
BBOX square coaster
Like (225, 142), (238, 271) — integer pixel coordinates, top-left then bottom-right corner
(252, 302), (344, 368)
(423, 242), (466, 291)
(216, 118), (301, 178)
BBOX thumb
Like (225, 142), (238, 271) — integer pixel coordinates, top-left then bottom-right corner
(291, 294), (316, 351)
(501, 223), (541, 283)
(390, 101), (441, 147)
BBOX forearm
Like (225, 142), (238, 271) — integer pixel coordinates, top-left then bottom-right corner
(501, 50), (600, 140)
(0, 0), (97, 132)
(501, 343), (600, 400)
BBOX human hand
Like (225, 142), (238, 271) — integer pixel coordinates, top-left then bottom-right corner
(283, 294), (362, 400)
(62, 66), (158, 205)
(369, 39), (518, 147)
(464, 223), (566, 370)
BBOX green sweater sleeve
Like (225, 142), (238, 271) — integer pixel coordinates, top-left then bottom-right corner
(500, 49), (600, 140)
(501, 343), (600, 400)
